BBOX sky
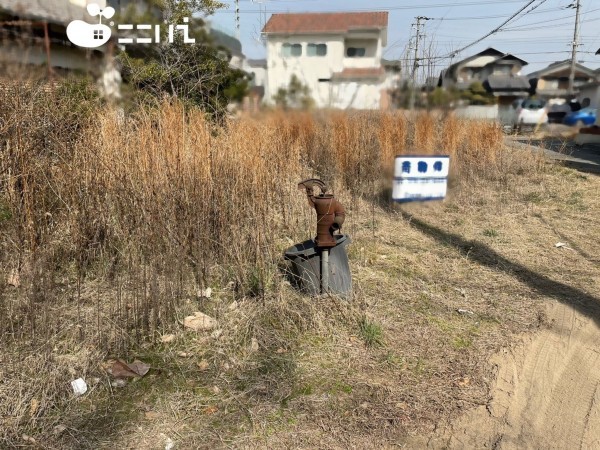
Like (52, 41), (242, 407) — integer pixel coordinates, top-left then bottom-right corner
(208, 0), (600, 77)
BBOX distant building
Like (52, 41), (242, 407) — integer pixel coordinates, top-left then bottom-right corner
(244, 58), (267, 91)
(0, 0), (111, 75)
(575, 52), (600, 145)
(439, 47), (530, 124)
(439, 47), (529, 96)
(241, 58), (266, 111)
(527, 60), (598, 99)
(382, 58), (401, 89)
(262, 11), (393, 110)
(578, 80), (600, 110)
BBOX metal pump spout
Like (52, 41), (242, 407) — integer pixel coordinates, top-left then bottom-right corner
(284, 179), (351, 296)
(298, 179), (346, 248)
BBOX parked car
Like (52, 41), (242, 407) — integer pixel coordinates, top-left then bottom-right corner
(510, 98), (548, 130)
(562, 107), (597, 127)
(547, 101), (572, 124)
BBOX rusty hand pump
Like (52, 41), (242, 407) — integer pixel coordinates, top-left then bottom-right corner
(298, 179), (345, 248)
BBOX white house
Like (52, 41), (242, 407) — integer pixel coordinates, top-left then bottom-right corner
(244, 58), (267, 92)
(262, 11), (391, 110)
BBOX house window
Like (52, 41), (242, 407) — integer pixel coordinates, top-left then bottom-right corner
(307, 43), (327, 57)
(282, 43), (302, 57)
(346, 47), (366, 58)
(494, 65), (511, 75)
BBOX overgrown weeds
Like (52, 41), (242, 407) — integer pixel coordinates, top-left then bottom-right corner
(0, 80), (549, 447)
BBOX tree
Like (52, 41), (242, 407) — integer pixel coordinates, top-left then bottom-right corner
(273, 75), (315, 110)
(118, 0), (249, 118)
(428, 86), (460, 108)
(461, 81), (495, 105)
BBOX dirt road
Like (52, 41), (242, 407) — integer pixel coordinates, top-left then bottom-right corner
(411, 298), (600, 449)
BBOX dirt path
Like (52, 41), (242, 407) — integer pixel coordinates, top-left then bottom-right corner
(411, 299), (600, 449)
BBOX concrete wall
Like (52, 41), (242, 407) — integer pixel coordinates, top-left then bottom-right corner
(330, 81), (382, 110)
(454, 105), (499, 121)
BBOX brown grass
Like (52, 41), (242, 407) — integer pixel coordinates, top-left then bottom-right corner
(0, 80), (564, 448)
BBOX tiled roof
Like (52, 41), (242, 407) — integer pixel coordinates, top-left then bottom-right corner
(0, 0), (90, 25)
(263, 12), (388, 34)
(332, 67), (385, 80)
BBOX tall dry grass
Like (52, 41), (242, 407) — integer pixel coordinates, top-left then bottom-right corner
(0, 82), (530, 340)
(0, 81), (543, 446)
(3, 79), (551, 333)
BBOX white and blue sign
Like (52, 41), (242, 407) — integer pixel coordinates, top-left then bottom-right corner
(392, 155), (450, 203)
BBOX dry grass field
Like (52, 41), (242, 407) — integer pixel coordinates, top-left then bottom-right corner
(1, 82), (599, 448)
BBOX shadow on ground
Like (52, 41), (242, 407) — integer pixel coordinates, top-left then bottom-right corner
(401, 212), (600, 325)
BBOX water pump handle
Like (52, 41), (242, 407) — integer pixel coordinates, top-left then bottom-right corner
(298, 179), (327, 198)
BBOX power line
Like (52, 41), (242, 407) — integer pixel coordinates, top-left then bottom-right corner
(218, 0), (535, 13)
(437, 0), (549, 59)
(414, 6), (561, 23)
(501, 6), (600, 31)
(383, 6), (561, 56)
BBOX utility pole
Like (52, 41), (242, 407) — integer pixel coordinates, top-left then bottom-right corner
(409, 16), (431, 110)
(568, 0), (581, 97)
(235, 0), (240, 40)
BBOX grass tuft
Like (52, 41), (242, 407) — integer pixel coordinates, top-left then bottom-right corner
(359, 317), (384, 347)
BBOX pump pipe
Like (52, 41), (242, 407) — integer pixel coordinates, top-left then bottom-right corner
(321, 248), (329, 294)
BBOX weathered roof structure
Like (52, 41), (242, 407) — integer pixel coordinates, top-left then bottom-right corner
(486, 75), (530, 90)
(484, 74), (531, 96)
(526, 60), (598, 80)
(262, 12), (388, 34)
(331, 67), (385, 80)
(444, 48), (527, 78)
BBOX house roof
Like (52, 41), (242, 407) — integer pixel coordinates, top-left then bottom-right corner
(0, 0), (91, 25)
(262, 12), (388, 34)
(527, 60), (598, 79)
(445, 48), (505, 74)
(331, 67), (385, 80)
(494, 54), (528, 67)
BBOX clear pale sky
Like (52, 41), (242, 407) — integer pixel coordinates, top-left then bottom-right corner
(209, 0), (600, 76)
